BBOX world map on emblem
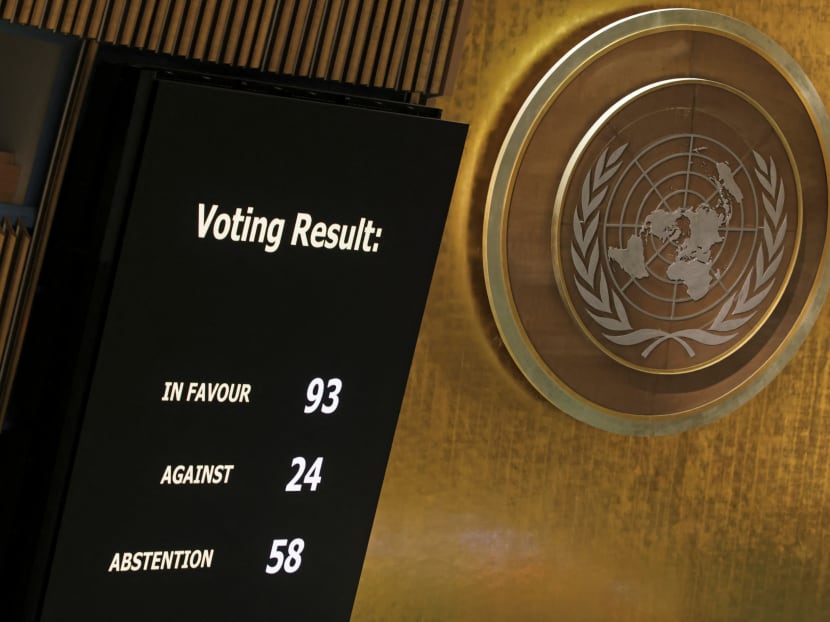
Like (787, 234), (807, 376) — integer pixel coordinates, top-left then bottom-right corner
(556, 81), (800, 373)
(608, 154), (743, 303)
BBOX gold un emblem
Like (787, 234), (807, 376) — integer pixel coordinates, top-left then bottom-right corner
(484, 9), (830, 435)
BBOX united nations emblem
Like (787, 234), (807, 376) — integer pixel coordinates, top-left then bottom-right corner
(484, 10), (830, 434)
(555, 79), (800, 374)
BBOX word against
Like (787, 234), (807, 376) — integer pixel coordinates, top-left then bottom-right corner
(161, 381), (251, 403)
(197, 203), (383, 253)
(160, 464), (235, 485)
(108, 549), (214, 572)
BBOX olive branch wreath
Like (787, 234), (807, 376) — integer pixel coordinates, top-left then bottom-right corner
(570, 145), (787, 359)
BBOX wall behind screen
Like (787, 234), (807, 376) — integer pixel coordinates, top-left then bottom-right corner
(351, 1), (830, 621)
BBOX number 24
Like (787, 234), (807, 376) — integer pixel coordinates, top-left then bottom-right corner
(285, 457), (323, 492)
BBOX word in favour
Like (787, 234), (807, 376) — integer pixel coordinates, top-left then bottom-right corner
(197, 203), (383, 253)
(161, 381), (251, 403)
(107, 549), (214, 572)
(160, 464), (235, 485)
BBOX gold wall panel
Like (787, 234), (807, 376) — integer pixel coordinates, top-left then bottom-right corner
(352, 1), (830, 620)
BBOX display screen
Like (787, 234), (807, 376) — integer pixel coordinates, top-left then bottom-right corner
(39, 78), (466, 621)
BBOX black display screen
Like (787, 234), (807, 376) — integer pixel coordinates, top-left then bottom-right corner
(39, 78), (466, 621)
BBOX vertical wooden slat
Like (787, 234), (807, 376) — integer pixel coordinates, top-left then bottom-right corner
(71, 0), (93, 36)
(429, 0), (467, 97)
(400, 0), (431, 91)
(222, 0), (249, 65)
(68, 0), (81, 33)
(310, 0), (338, 78)
(357, 0), (388, 85)
(288, 0), (312, 73)
(29, 0), (49, 28)
(138, 0), (160, 48)
(235, 0), (262, 66)
(183, 0), (207, 57)
(43, 0), (61, 30)
(131, 0), (155, 48)
(21, 1), (37, 23)
(384, 0), (416, 89)
(102, 0), (127, 43)
(329, 0), (359, 81)
(283, 0), (311, 75)
(421, 0), (450, 95)
(298, 0), (327, 77)
(339, 0), (365, 83)
(178, 0), (199, 56)
(4, 0), (19, 21)
(267, 0), (296, 73)
(12, 0), (32, 21)
(17, 1), (30, 22)
(57, 0), (77, 32)
(369, 0), (398, 87)
(118, 2), (142, 45)
(101, 1), (124, 43)
(31, 0), (42, 24)
(147, 0), (171, 51)
(412, 0), (441, 93)
(206, 0), (232, 63)
(375, 0), (404, 88)
(307, 0), (332, 77)
(257, 0), (280, 70)
(0, 1), (15, 22)
(159, 0), (178, 53)
(94, 0), (112, 40)
(392, 0), (424, 91)
(18, 1), (32, 22)
(164, 0), (188, 55)
(316, 0), (346, 79)
(343, 0), (373, 84)
(176, 0), (193, 52)
(154, 0), (177, 53)
(216, 0), (238, 63)
(250, 0), (277, 69)
(68, 0), (82, 35)
(112, 0), (129, 43)
(191, 0), (218, 59)
(37, 0), (51, 26)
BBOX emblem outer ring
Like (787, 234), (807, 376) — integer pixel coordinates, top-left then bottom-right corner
(483, 9), (830, 435)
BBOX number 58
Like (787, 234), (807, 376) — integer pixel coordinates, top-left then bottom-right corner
(265, 538), (305, 574)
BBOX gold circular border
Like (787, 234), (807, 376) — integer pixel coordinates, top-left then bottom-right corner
(483, 9), (830, 435)
(551, 78), (803, 375)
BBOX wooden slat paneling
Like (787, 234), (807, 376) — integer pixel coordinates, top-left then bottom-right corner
(0, 0), (469, 99)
